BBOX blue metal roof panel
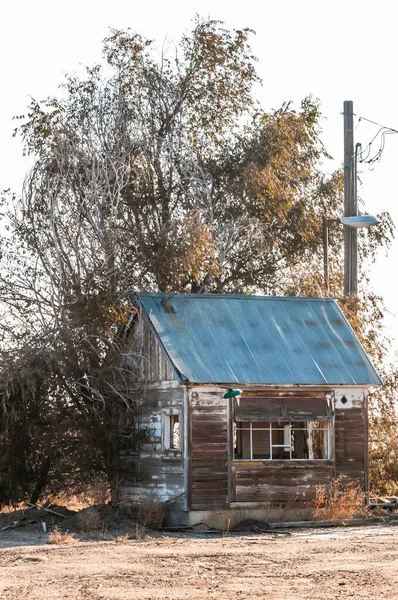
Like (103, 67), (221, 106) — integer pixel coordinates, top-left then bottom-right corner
(137, 293), (382, 386)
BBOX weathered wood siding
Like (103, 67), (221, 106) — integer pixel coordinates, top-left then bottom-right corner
(232, 462), (334, 502)
(334, 389), (367, 488)
(188, 386), (368, 510)
(189, 388), (229, 510)
(121, 387), (185, 504)
(123, 314), (177, 386)
(120, 313), (185, 505)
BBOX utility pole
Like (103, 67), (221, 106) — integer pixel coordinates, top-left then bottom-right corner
(343, 100), (357, 296)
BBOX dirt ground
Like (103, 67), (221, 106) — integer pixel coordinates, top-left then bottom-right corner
(1, 525), (398, 599)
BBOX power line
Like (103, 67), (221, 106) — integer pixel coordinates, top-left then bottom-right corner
(356, 115), (398, 166)
(357, 115), (398, 134)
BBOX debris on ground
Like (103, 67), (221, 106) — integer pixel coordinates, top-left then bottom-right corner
(0, 503), (144, 539)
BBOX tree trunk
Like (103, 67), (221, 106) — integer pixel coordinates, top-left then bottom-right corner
(30, 456), (51, 505)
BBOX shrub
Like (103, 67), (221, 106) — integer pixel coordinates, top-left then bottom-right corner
(115, 533), (129, 543)
(76, 508), (102, 533)
(47, 526), (76, 545)
(313, 477), (368, 521)
(137, 498), (165, 528)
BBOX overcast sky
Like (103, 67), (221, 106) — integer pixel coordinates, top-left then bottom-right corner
(1, 0), (397, 345)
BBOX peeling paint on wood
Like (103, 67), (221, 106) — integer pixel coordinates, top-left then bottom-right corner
(120, 385), (185, 505)
(334, 388), (365, 409)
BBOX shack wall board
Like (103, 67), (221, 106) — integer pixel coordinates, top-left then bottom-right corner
(122, 315), (177, 387)
(188, 386), (368, 510)
(334, 388), (366, 488)
(334, 408), (366, 487)
(120, 386), (185, 504)
(231, 462), (334, 502)
(120, 378), (369, 510)
(189, 388), (229, 510)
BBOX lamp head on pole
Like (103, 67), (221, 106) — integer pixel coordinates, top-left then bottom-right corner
(322, 213), (380, 294)
(339, 215), (380, 229)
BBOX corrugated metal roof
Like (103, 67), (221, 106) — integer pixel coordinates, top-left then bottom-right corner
(136, 293), (382, 386)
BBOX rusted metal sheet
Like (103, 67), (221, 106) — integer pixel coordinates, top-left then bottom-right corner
(136, 292), (381, 386)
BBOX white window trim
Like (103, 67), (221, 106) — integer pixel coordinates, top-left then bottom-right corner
(162, 409), (182, 453)
(233, 420), (332, 462)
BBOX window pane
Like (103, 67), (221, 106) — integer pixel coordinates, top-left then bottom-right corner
(291, 426), (309, 459)
(236, 421), (250, 429)
(270, 425), (291, 459)
(170, 414), (180, 450)
(252, 427), (270, 459)
(285, 397), (330, 420)
(311, 422), (328, 459)
(233, 420), (329, 461)
(270, 427), (285, 459)
(235, 426), (251, 459)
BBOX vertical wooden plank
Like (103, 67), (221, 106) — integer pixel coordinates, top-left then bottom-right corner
(190, 388), (229, 510)
(227, 396), (233, 503)
(363, 393), (369, 500)
(335, 406), (365, 488)
(132, 321), (177, 384)
(186, 386), (192, 510)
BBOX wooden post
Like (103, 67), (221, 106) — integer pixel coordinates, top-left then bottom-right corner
(343, 100), (357, 296)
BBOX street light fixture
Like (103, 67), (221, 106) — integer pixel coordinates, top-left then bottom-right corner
(323, 215), (380, 294)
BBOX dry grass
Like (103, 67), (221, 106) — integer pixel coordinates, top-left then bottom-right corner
(313, 477), (368, 521)
(0, 502), (27, 514)
(47, 526), (77, 545)
(115, 533), (129, 543)
(137, 498), (165, 528)
(222, 518), (231, 537)
(76, 508), (102, 533)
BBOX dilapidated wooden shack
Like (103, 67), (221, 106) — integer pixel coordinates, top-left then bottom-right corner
(120, 293), (381, 527)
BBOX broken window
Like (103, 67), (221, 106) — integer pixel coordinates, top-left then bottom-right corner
(233, 420), (331, 461)
(232, 395), (332, 461)
(163, 412), (181, 451)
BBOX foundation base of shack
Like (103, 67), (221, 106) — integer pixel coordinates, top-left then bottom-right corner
(164, 504), (314, 529)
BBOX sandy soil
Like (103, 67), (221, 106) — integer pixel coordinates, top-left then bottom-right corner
(1, 526), (398, 599)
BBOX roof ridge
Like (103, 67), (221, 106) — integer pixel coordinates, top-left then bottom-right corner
(135, 292), (336, 302)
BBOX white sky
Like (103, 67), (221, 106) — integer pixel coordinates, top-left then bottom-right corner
(1, 0), (398, 345)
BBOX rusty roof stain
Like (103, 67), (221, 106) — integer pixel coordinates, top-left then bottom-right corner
(136, 293), (382, 386)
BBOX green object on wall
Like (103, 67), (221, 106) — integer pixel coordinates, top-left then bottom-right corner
(223, 388), (243, 399)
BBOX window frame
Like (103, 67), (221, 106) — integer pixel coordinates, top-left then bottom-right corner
(233, 419), (333, 462)
(162, 409), (182, 454)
